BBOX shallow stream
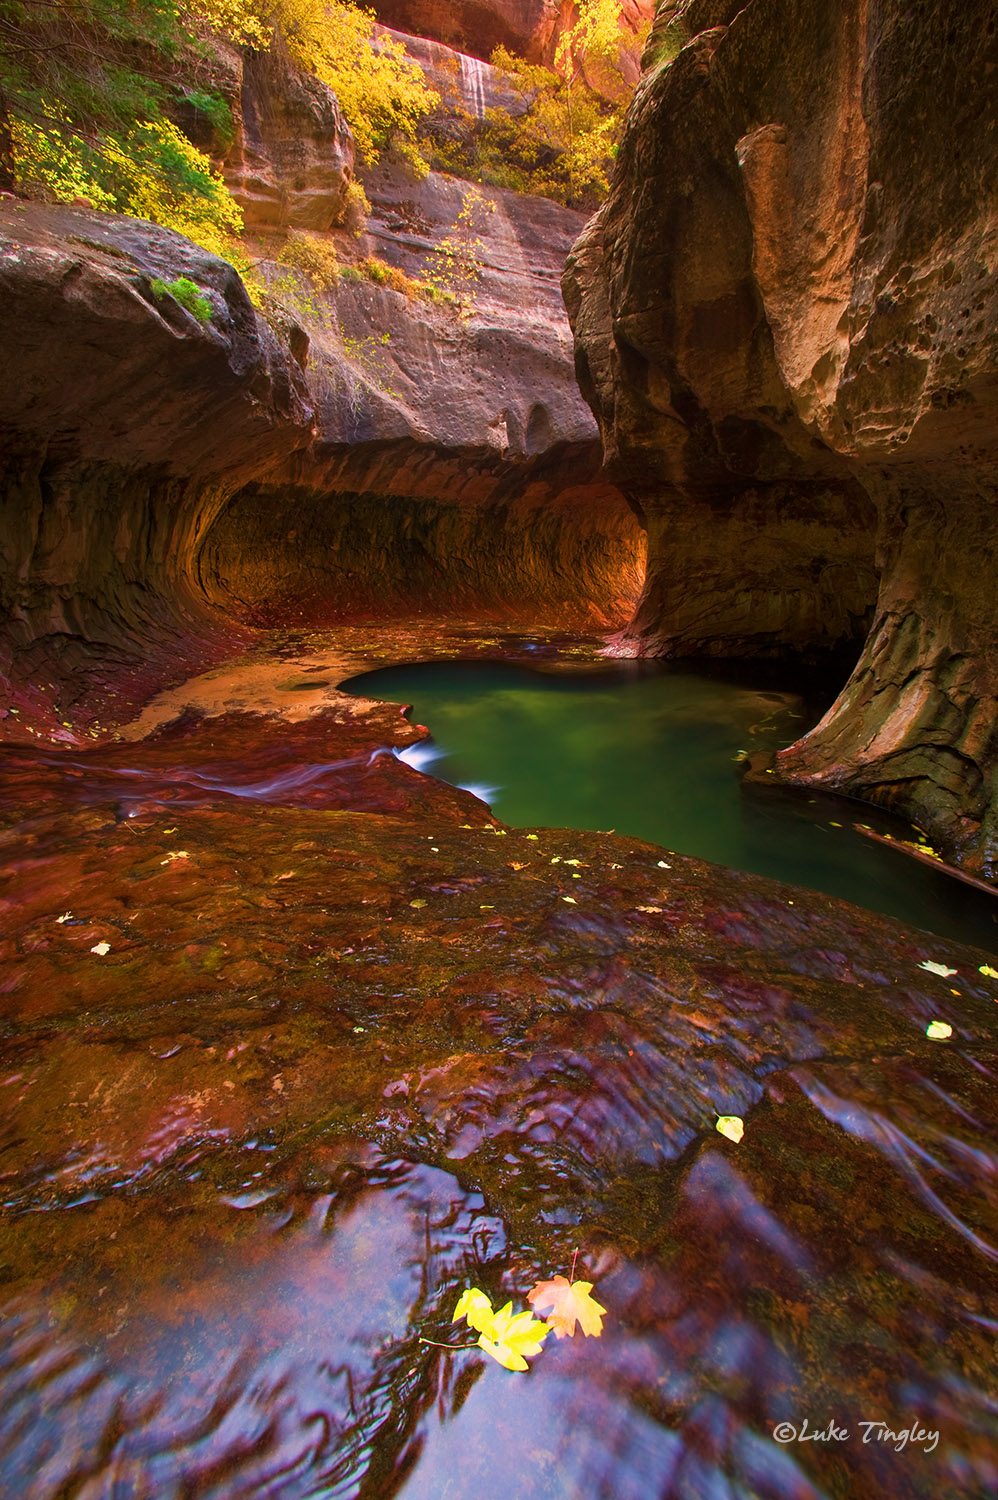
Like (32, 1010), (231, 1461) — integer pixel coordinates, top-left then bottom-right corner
(1, 639), (996, 1500)
(346, 657), (998, 954)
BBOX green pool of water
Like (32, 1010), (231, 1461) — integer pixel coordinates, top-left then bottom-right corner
(346, 657), (998, 954)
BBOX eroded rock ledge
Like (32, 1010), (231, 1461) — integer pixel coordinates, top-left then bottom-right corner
(564, 0), (998, 874)
(0, 191), (642, 739)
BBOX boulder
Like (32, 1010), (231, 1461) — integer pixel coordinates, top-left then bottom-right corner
(564, 0), (998, 874)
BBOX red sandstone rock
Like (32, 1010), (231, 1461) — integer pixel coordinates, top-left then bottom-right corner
(370, 0), (655, 70)
(564, 0), (998, 875)
(218, 35), (355, 234)
(0, 181), (641, 733)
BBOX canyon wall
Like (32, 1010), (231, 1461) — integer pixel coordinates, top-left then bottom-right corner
(370, 0), (655, 71)
(565, 0), (998, 875)
(0, 164), (641, 734)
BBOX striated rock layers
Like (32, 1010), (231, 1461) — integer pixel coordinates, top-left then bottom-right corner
(564, 0), (998, 875)
(0, 182), (641, 737)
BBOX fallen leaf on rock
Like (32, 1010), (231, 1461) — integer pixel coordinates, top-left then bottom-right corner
(90, 941), (111, 956)
(409, 899), (426, 908)
(637, 906), (662, 913)
(979, 964), (998, 979)
(56, 912), (72, 924)
(716, 1115), (744, 1143)
(919, 960), (958, 978)
(657, 860), (670, 869)
(527, 1275), (605, 1339)
(926, 1020), (953, 1040)
(562, 896), (577, 904)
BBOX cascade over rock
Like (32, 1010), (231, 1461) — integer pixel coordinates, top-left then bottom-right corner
(370, 0), (655, 72)
(564, 0), (998, 876)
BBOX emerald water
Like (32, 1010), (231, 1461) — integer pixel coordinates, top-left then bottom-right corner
(346, 657), (998, 954)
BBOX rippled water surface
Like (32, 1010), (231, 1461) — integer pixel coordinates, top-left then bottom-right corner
(1, 650), (996, 1500)
(346, 658), (998, 953)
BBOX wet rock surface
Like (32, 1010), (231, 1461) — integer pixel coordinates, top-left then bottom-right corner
(0, 637), (996, 1499)
(564, 0), (998, 874)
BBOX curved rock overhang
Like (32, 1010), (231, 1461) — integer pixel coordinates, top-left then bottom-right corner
(564, 0), (998, 876)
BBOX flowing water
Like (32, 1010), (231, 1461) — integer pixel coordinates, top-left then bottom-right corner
(1, 647), (996, 1500)
(344, 657), (998, 955)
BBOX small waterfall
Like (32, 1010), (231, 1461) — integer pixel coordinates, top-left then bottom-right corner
(459, 52), (487, 120)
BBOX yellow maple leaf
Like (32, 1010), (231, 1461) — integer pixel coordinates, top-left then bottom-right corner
(453, 1287), (496, 1337)
(479, 1301), (550, 1370)
(452, 1288), (550, 1370)
(527, 1275), (605, 1339)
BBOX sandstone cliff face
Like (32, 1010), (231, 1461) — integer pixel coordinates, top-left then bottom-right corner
(205, 167), (642, 629)
(221, 37), (355, 234)
(0, 178), (641, 735)
(0, 203), (314, 733)
(371, 0), (655, 71)
(565, 0), (998, 874)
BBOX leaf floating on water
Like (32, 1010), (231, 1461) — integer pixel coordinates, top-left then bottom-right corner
(527, 1275), (606, 1339)
(919, 960), (958, 978)
(979, 964), (998, 979)
(716, 1115), (744, 1143)
(478, 1302), (551, 1371)
(926, 1020), (953, 1040)
(90, 941), (111, 956)
(453, 1287), (550, 1371)
(453, 1287), (495, 1335)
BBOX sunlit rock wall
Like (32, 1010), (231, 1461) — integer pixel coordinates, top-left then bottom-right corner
(370, 0), (655, 73)
(565, 0), (998, 874)
(0, 186), (642, 734)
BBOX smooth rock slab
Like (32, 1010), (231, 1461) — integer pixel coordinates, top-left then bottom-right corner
(0, 707), (995, 1498)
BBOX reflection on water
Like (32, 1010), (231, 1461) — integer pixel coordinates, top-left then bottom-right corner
(1, 662), (996, 1500)
(349, 658), (998, 953)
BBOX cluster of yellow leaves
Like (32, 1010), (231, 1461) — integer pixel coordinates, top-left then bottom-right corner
(13, 115), (242, 257)
(452, 1272), (605, 1372)
(264, 0), (439, 169)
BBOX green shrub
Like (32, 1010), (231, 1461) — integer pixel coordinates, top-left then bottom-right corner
(149, 274), (213, 322)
